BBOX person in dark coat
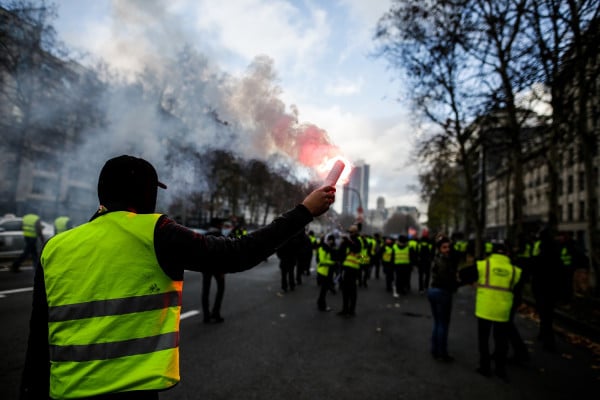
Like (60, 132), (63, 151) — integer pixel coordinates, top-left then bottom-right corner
(531, 227), (563, 352)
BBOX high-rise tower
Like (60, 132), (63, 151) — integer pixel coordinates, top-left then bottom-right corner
(342, 160), (369, 216)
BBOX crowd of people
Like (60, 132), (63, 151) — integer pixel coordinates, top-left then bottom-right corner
(272, 223), (589, 383)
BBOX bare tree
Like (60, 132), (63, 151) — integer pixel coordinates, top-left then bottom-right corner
(374, 0), (486, 256)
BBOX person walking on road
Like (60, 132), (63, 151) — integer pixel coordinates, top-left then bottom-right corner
(417, 235), (433, 294)
(11, 212), (45, 273)
(19, 154), (335, 400)
(316, 234), (338, 312)
(460, 242), (522, 382)
(276, 232), (302, 293)
(338, 234), (361, 317)
(427, 236), (459, 362)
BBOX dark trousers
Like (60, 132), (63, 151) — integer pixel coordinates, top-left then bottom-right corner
(202, 272), (225, 319)
(12, 237), (39, 271)
(280, 259), (296, 291)
(359, 263), (370, 286)
(372, 256), (381, 279)
(341, 267), (359, 313)
(427, 287), (453, 357)
(296, 253), (312, 283)
(395, 265), (411, 294)
(533, 284), (557, 349)
(317, 269), (334, 309)
(477, 318), (509, 374)
(507, 303), (528, 360)
(383, 263), (394, 291)
(418, 262), (431, 292)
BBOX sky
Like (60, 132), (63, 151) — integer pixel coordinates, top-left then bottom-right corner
(51, 0), (424, 216)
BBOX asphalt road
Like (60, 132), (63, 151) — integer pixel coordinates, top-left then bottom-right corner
(1, 257), (599, 400)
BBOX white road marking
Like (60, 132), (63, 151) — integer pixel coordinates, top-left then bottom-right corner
(180, 310), (200, 320)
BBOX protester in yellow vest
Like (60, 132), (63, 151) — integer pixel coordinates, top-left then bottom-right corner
(316, 234), (339, 312)
(460, 242), (522, 382)
(11, 212), (45, 273)
(338, 232), (361, 317)
(19, 154), (336, 399)
(381, 237), (396, 293)
(53, 215), (72, 235)
(392, 235), (412, 298)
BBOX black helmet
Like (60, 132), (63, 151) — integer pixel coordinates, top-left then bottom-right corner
(97, 155), (167, 214)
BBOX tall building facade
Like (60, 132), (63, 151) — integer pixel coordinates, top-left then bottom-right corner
(342, 160), (369, 216)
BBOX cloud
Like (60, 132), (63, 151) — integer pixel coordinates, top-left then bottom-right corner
(191, 0), (330, 76)
(325, 77), (363, 96)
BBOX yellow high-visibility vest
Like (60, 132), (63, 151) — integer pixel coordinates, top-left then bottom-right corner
(22, 214), (40, 238)
(475, 254), (521, 322)
(381, 245), (394, 263)
(317, 246), (335, 276)
(343, 253), (361, 269)
(393, 245), (410, 265)
(42, 211), (182, 398)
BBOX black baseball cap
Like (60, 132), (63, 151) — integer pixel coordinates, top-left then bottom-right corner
(97, 155), (166, 213)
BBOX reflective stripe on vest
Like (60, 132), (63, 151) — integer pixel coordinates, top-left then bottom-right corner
(561, 247), (572, 267)
(343, 253), (361, 269)
(317, 247), (335, 276)
(41, 212), (181, 398)
(22, 214), (39, 238)
(475, 254), (521, 322)
(532, 240), (541, 257)
(393, 245), (410, 265)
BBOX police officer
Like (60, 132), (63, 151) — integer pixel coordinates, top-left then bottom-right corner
(11, 212), (45, 273)
(19, 154), (335, 399)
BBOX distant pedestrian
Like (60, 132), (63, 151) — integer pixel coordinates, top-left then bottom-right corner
(53, 215), (73, 235)
(371, 232), (383, 279)
(338, 233), (361, 317)
(202, 228), (226, 323)
(276, 232), (301, 292)
(427, 236), (458, 362)
(202, 271), (225, 323)
(316, 234), (338, 312)
(392, 235), (412, 297)
(417, 235), (433, 293)
(381, 237), (395, 292)
(11, 212), (45, 273)
(296, 230), (313, 284)
(531, 227), (562, 352)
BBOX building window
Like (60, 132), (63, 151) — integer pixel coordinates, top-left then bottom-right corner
(558, 205), (563, 222)
(32, 176), (53, 196)
(567, 175), (574, 194)
(568, 203), (574, 221)
(558, 178), (563, 196)
(578, 171), (585, 192)
(567, 148), (574, 166)
(579, 201), (585, 221)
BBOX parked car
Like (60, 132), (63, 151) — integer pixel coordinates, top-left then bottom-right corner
(0, 214), (55, 261)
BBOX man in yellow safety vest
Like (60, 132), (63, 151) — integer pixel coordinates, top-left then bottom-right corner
(19, 155), (335, 399)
